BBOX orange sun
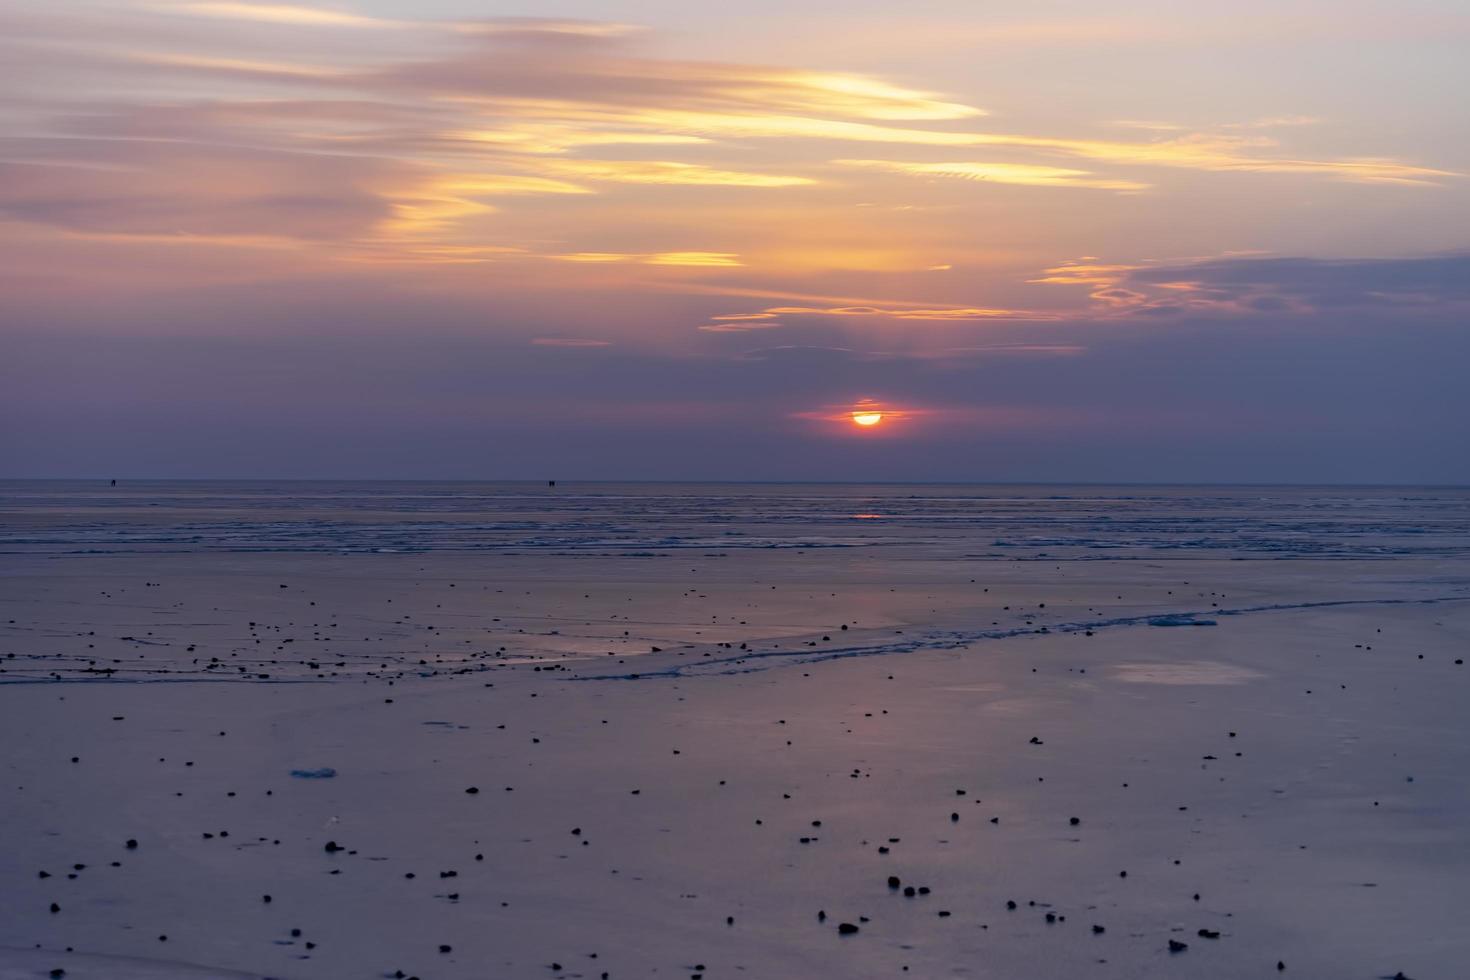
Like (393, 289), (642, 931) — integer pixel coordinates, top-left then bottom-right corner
(850, 411), (884, 427)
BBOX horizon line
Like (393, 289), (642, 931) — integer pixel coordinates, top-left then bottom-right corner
(2, 478), (1468, 490)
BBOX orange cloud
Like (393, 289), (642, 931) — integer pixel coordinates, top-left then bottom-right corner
(550, 251), (743, 267)
(155, 3), (400, 30)
(835, 159), (1148, 190)
(761, 305), (1058, 321)
(542, 160), (812, 187)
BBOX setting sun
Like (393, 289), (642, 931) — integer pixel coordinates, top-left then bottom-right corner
(851, 411), (884, 427)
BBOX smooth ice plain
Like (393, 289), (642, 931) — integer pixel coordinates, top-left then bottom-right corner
(3, 482), (1469, 979)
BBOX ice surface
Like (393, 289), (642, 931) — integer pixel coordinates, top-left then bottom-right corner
(2, 482), (1469, 978)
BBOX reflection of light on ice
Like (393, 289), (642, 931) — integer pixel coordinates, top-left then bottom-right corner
(1112, 661), (1264, 685)
(850, 513), (885, 519)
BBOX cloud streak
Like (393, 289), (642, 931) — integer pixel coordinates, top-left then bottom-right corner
(836, 159), (1148, 190)
(1038, 253), (1470, 316)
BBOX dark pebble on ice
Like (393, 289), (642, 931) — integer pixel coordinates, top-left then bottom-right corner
(465, 786), (479, 794)
(324, 841), (343, 853)
(887, 876), (901, 889)
(125, 839), (138, 849)
(838, 922), (859, 935)
(1169, 940), (1188, 953)
(1198, 928), (1220, 939)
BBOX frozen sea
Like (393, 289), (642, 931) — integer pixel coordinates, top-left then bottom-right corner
(2, 482), (1469, 978)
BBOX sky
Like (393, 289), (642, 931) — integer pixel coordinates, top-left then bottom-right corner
(2, 0), (1468, 482)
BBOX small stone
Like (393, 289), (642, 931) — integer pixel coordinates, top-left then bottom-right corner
(837, 922), (859, 935)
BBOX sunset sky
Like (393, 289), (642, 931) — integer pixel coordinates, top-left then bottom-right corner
(3, 0), (1468, 481)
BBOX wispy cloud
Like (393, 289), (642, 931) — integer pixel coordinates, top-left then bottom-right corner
(551, 251), (744, 267)
(836, 159), (1148, 190)
(1035, 253), (1470, 316)
(0, 137), (404, 239)
(154, 2), (400, 30)
(761, 305), (1059, 321)
(646, 252), (744, 267)
(542, 160), (812, 187)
